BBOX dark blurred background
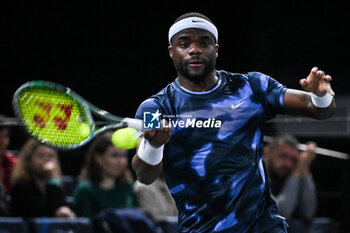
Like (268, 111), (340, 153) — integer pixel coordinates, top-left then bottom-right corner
(1, 0), (349, 231)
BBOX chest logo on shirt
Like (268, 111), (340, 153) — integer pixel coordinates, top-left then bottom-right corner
(231, 101), (245, 110)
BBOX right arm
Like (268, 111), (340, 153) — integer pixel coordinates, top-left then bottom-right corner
(132, 122), (172, 185)
(132, 154), (163, 185)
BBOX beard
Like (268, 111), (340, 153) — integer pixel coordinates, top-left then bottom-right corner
(173, 55), (217, 82)
(267, 160), (292, 181)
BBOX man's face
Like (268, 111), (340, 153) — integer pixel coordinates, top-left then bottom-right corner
(266, 142), (299, 179)
(168, 28), (219, 82)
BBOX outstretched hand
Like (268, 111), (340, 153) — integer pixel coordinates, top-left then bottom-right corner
(143, 119), (172, 148)
(299, 67), (335, 97)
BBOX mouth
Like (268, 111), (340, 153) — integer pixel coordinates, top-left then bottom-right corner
(188, 60), (204, 68)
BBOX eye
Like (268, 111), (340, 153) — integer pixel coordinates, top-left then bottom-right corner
(179, 41), (189, 48)
(201, 40), (212, 47)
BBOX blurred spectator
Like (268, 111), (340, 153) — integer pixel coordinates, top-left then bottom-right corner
(0, 115), (18, 193)
(0, 181), (7, 216)
(264, 134), (317, 220)
(134, 173), (178, 220)
(134, 172), (178, 233)
(73, 132), (134, 218)
(9, 138), (75, 218)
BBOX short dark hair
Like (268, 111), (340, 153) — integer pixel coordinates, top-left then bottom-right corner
(173, 12), (213, 24)
(267, 134), (299, 151)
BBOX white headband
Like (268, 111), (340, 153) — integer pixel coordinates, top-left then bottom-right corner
(168, 17), (218, 44)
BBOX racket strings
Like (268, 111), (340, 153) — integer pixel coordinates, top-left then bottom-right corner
(18, 87), (91, 148)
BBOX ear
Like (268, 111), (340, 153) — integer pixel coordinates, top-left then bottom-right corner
(168, 45), (174, 58)
(263, 146), (270, 160)
(215, 44), (219, 58)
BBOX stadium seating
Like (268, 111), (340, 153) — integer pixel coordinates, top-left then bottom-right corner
(28, 217), (92, 233)
(0, 217), (28, 233)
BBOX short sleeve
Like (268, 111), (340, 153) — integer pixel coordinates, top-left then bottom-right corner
(135, 98), (162, 120)
(247, 72), (287, 119)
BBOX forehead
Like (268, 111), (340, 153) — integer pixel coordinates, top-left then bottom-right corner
(275, 142), (299, 157)
(34, 145), (55, 155)
(172, 28), (216, 42)
(105, 145), (127, 156)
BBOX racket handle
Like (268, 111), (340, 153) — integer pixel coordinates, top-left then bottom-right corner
(123, 118), (145, 132)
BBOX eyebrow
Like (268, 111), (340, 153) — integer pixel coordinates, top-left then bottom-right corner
(176, 35), (191, 41)
(176, 35), (213, 41)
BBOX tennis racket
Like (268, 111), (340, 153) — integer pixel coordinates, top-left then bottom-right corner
(13, 80), (144, 149)
(263, 136), (349, 160)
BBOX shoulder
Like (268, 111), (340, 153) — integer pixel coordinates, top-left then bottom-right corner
(12, 179), (31, 188)
(136, 82), (177, 118)
(11, 179), (33, 194)
(4, 151), (18, 164)
(75, 181), (95, 193)
(125, 178), (134, 190)
(245, 71), (285, 90)
(46, 181), (64, 192)
(140, 82), (176, 106)
(218, 70), (248, 85)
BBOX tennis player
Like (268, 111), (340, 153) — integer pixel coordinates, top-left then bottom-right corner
(132, 12), (335, 233)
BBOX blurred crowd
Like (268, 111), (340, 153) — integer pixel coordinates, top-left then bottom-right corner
(0, 115), (334, 232)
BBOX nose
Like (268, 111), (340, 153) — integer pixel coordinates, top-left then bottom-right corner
(283, 157), (295, 170)
(188, 43), (202, 55)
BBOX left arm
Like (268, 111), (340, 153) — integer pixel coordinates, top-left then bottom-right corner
(283, 67), (335, 119)
(295, 143), (318, 220)
(298, 174), (317, 219)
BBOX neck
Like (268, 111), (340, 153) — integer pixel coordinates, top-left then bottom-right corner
(178, 71), (218, 92)
(99, 176), (115, 190)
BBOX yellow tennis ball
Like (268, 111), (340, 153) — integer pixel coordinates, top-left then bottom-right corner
(112, 128), (139, 149)
(79, 123), (91, 138)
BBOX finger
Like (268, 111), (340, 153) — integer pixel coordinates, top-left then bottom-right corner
(306, 142), (317, 152)
(299, 78), (308, 88)
(316, 70), (325, 77)
(326, 84), (335, 96)
(324, 75), (332, 81)
(311, 67), (318, 75)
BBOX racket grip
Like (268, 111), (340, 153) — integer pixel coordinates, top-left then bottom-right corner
(123, 118), (145, 132)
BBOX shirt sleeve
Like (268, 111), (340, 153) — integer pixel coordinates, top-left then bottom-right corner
(135, 98), (162, 120)
(247, 72), (287, 120)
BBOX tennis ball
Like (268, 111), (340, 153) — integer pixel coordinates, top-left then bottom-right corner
(112, 128), (139, 149)
(79, 123), (91, 138)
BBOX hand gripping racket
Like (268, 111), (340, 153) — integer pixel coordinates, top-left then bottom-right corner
(13, 80), (144, 149)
